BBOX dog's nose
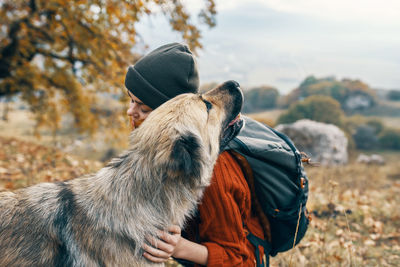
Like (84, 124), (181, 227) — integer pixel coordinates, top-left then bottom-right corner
(222, 80), (243, 114)
(224, 80), (240, 90)
(223, 80), (242, 99)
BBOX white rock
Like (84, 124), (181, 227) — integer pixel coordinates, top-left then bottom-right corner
(356, 154), (370, 163)
(370, 154), (385, 165)
(357, 154), (385, 165)
(345, 94), (373, 110)
(275, 119), (348, 165)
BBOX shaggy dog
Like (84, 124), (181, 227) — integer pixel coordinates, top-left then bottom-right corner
(0, 80), (243, 266)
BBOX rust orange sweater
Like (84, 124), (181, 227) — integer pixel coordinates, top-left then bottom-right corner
(186, 151), (265, 266)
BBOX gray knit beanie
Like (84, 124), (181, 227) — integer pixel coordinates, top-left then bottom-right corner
(124, 43), (199, 109)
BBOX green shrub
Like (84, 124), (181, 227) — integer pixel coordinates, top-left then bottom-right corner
(343, 116), (384, 135)
(387, 90), (400, 101)
(277, 95), (345, 127)
(352, 125), (379, 150)
(243, 86), (279, 113)
(379, 129), (400, 150)
(366, 118), (384, 135)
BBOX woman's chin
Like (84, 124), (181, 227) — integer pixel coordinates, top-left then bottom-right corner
(133, 119), (145, 129)
(130, 119), (145, 130)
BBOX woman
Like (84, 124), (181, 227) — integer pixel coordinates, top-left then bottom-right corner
(125, 42), (265, 266)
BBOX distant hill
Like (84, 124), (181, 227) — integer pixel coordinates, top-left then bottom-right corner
(242, 86), (279, 113)
(281, 76), (377, 113)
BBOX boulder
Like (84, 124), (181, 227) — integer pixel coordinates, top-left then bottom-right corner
(356, 154), (370, 164)
(356, 154), (385, 165)
(275, 119), (348, 165)
(344, 93), (374, 111)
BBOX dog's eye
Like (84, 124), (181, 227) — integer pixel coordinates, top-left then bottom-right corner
(203, 100), (213, 112)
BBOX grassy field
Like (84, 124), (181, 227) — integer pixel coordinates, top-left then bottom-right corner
(1, 105), (399, 266)
(1, 136), (399, 266)
(271, 152), (400, 266)
(0, 105), (129, 162)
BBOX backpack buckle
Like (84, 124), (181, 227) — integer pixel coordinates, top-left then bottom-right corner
(300, 177), (306, 189)
(300, 152), (320, 166)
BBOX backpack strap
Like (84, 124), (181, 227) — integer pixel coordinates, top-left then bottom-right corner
(266, 125), (302, 175)
(229, 150), (272, 266)
(247, 231), (271, 267)
(229, 151), (271, 241)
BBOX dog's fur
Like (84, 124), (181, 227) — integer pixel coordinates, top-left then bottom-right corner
(0, 81), (243, 266)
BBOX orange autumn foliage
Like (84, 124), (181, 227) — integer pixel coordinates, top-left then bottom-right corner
(0, 0), (216, 135)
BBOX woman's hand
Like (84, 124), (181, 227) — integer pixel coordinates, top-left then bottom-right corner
(143, 225), (182, 263)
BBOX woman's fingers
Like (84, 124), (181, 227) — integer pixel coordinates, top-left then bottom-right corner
(167, 225), (181, 235)
(143, 252), (169, 263)
(148, 239), (174, 254)
(157, 230), (179, 246)
(143, 225), (182, 262)
(143, 243), (171, 261)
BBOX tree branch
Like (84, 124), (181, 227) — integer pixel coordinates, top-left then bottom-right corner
(25, 21), (55, 42)
(35, 48), (93, 66)
(29, 0), (37, 13)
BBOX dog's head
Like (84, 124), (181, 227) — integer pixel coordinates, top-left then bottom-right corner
(132, 80), (243, 186)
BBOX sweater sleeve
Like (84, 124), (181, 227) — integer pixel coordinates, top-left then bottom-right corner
(197, 152), (258, 267)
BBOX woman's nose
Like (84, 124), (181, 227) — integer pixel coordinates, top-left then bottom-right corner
(127, 103), (139, 117)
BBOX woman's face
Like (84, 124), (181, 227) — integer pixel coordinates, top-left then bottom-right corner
(126, 90), (153, 129)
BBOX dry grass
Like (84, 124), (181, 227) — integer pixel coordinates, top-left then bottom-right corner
(0, 105), (129, 161)
(380, 117), (400, 129)
(0, 109), (37, 139)
(0, 136), (103, 190)
(1, 141), (399, 266)
(165, 153), (400, 267)
(270, 153), (400, 266)
(246, 109), (286, 127)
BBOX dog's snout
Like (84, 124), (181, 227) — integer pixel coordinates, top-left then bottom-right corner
(203, 80), (243, 113)
(220, 80), (242, 100)
(219, 80), (243, 117)
(224, 80), (240, 91)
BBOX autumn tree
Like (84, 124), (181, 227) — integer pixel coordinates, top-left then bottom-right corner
(0, 0), (216, 135)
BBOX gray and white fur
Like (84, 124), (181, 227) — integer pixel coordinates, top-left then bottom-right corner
(0, 80), (243, 267)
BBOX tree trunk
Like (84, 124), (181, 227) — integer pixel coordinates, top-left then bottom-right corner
(1, 99), (10, 121)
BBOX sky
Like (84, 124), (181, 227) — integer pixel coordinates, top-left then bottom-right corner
(136, 0), (400, 93)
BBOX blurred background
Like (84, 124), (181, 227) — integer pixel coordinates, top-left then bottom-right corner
(1, 0), (399, 266)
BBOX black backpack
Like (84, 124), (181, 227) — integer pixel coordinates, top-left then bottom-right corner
(225, 116), (310, 267)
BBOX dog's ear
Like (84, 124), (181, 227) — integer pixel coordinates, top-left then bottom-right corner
(171, 132), (203, 178)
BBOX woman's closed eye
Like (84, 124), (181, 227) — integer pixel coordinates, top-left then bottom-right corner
(140, 108), (151, 113)
(130, 99), (152, 113)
